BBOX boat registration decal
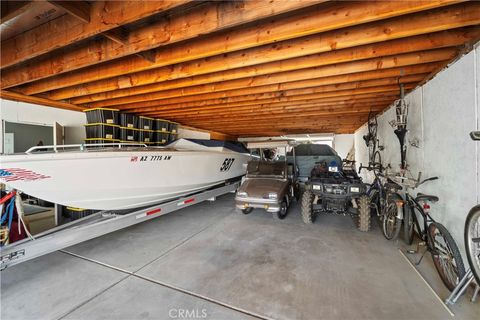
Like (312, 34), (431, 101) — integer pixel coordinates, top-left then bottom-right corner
(0, 168), (50, 182)
(220, 158), (235, 172)
(131, 155), (172, 162)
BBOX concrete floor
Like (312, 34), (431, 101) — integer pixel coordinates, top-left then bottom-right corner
(1, 194), (477, 320)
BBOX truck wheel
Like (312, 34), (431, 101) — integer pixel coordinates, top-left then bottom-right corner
(358, 195), (371, 232)
(301, 190), (315, 224)
(241, 207), (253, 214)
(275, 200), (288, 220)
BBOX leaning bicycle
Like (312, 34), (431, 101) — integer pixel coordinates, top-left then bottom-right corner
(399, 173), (466, 291)
(465, 131), (480, 285)
(359, 163), (404, 240)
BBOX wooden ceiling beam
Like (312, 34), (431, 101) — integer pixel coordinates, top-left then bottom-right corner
(120, 84), (414, 114)
(1, 1), (34, 24)
(92, 76), (422, 115)
(132, 89), (406, 116)
(0, 90), (82, 112)
(167, 106), (386, 123)
(7, 0), (467, 93)
(185, 112), (375, 126)
(203, 124), (368, 132)
(70, 61), (437, 105)
(145, 97), (397, 118)
(63, 28), (479, 103)
(48, 1), (91, 23)
(102, 28), (128, 45)
(88, 48), (454, 109)
(160, 102), (387, 120)
(1, 0), (328, 87)
(190, 117), (369, 130)
(146, 98), (394, 118)
(0, 0), (191, 69)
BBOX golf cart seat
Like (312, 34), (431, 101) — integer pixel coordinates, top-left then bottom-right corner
(415, 193), (439, 203)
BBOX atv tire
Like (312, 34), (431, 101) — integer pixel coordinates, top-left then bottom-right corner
(301, 190), (315, 224)
(358, 195), (371, 232)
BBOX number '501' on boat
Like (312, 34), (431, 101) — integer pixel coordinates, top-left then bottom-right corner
(0, 139), (250, 210)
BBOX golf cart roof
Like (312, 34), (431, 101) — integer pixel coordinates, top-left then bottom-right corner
(246, 140), (294, 149)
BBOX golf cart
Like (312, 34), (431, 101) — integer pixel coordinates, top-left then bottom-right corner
(297, 144), (371, 231)
(235, 140), (299, 219)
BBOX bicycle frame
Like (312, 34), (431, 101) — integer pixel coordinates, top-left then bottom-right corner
(405, 193), (436, 251)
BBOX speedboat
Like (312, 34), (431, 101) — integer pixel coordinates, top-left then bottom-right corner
(0, 139), (250, 210)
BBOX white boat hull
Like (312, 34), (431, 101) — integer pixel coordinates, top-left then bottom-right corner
(1, 147), (249, 210)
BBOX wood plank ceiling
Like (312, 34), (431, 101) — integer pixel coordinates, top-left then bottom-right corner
(1, 0), (479, 137)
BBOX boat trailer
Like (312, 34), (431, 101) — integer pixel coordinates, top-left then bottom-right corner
(0, 181), (240, 270)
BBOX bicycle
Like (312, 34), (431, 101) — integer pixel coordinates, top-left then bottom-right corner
(465, 131), (480, 285)
(399, 173), (466, 291)
(359, 163), (404, 240)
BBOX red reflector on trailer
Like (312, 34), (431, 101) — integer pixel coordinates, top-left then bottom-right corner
(184, 198), (195, 204)
(146, 208), (161, 216)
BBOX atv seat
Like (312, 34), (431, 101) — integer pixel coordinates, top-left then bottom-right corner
(415, 193), (439, 203)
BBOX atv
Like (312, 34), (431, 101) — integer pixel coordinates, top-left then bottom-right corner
(301, 159), (371, 232)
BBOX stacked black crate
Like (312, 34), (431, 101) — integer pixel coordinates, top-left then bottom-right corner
(138, 116), (155, 145)
(167, 121), (179, 143)
(83, 108), (120, 144)
(119, 113), (140, 143)
(153, 119), (170, 146)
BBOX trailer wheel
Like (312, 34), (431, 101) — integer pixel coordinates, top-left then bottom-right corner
(301, 190), (315, 224)
(358, 195), (371, 232)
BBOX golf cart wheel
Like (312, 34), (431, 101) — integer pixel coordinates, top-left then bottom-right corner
(241, 207), (253, 214)
(358, 195), (371, 232)
(301, 190), (315, 224)
(275, 200), (288, 220)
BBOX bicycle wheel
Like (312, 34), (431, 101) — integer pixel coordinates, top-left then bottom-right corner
(429, 222), (466, 291)
(465, 205), (480, 285)
(403, 203), (415, 245)
(373, 151), (382, 176)
(382, 194), (402, 240)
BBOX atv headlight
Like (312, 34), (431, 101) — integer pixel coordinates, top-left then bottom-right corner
(350, 187), (360, 193)
(237, 191), (248, 198)
(312, 185), (321, 190)
(266, 192), (278, 200)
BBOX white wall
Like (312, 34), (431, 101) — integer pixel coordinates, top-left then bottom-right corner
(1, 99), (86, 152)
(354, 45), (480, 255)
(177, 127), (210, 139)
(333, 134), (354, 159)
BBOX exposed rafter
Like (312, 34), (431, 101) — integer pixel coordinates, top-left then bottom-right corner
(1, 1), (34, 24)
(4, 0), (468, 91)
(0, 0), (191, 69)
(0, 90), (82, 112)
(47, 1), (91, 23)
(1, 0), (328, 88)
(1, 0), (479, 136)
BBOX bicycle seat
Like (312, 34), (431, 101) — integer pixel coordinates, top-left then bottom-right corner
(384, 182), (402, 191)
(415, 193), (439, 203)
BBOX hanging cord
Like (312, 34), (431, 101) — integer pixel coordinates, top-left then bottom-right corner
(15, 194), (34, 240)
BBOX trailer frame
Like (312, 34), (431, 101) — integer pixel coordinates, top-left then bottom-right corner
(0, 181), (239, 270)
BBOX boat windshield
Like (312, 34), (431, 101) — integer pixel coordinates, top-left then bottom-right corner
(246, 160), (286, 178)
